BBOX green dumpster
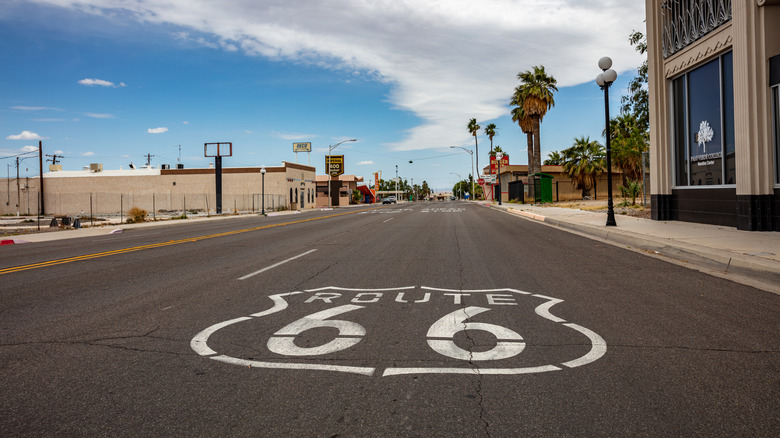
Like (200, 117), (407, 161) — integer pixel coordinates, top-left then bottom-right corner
(532, 173), (554, 203)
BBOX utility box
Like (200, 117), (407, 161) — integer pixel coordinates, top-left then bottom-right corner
(89, 163), (103, 172)
(532, 173), (554, 203)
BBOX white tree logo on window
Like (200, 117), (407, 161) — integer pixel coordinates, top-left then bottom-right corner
(697, 120), (714, 153)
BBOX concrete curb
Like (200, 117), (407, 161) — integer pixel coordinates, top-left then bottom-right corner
(502, 205), (780, 294)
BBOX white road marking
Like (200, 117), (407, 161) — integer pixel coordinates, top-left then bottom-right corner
(211, 355), (375, 376)
(383, 217), (394, 223)
(382, 365), (561, 376)
(560, 323), (608, 368)
(191, 316), (252, 356)
(532, 295), (566, 323)
(238, 249), (317, 280)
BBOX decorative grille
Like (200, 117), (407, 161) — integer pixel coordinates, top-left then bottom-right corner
(661, 0), (731, 58)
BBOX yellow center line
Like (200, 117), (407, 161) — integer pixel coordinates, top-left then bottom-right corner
(0, 207), (385, 275)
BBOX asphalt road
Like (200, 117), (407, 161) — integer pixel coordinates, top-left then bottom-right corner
(1, 201), (778, 437)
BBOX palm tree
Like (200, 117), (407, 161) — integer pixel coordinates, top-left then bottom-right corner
(562, 136), (606, 199)
(488, 145), (504, 157)
(467, 118), (480, 174)
(517, 66), (558, 175)
(543, 151), (564, 165)
(484, 123), (497, 154)
(607, 113), (648, 184)
(510, 90), (535, 175)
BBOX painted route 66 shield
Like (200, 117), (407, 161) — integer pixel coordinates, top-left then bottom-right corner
(191, 286), (606, 377)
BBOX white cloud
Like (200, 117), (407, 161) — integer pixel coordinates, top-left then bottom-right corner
(82, 151), (95, 156)
(78, 78), (126, 87)
(54, 150), (64, 154)
(271, 131), (317, 141)
(357, 160), (374, 165)
(6, 130), (46, 140)
(40, 0), (645, 151)
(86, 113), (115, 118)
(21, 145), (40, 152)
(182, 121), (189, 125)
(148, 127), (168, 134)
(11, 106), (64, 111)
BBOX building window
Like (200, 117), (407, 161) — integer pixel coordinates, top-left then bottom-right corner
(671, 51), (734, 186)
(774, 85), (780, 185)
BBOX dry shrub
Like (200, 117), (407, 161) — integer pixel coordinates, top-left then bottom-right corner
(127, 206), (147, 223)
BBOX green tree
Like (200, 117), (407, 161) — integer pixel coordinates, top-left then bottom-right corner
(467, 118), (481, 174)
(621, 30), (649, 132)
(608, 113), (648, 184)
(484, 123), (497, 154)
(543, 151), (564, 165)
(420, 181), (431, 199)
(562, 136), (606, 199)
(488, 145), (504, 157)
(516, 65), (558, 176)
(510, 91), (535, 175)
(453, 176), (482, 200)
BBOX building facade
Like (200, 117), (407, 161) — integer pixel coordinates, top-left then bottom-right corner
(0, 161), (316, 216)
(646, 0), (780, 230)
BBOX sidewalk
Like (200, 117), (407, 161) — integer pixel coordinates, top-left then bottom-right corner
(0, 209), (311, 244)
(486, 202), (780, 295)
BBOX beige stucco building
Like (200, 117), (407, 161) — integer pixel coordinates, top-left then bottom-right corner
(0, 161), (316, 216)
(646, 0), (780, 230)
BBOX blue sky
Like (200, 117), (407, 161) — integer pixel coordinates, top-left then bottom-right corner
(1, 0), (645, 190)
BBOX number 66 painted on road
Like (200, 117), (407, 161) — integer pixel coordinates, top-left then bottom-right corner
(266, 304), (524, 361)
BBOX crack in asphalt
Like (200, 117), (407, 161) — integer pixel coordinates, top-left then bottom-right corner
(0, 326), (193, 357)
(454, 225), (490, 436)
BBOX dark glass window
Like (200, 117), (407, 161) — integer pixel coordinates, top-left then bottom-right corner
(688, 58), (722, 185)
(774, 86), (780, 184)
(672, 76), (688, 186)
(722, 52), (736, 184)
(671, 52), (734, 187)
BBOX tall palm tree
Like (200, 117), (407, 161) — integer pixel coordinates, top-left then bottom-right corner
(467, 118), (480, 174)
(484, 123), (497, 154)
(510, 90), (535, 175)
(562, 136), (605, 199)
(517, 66), (558, 175)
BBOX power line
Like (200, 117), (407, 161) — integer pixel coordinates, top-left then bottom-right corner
(0, 151), (37, 160)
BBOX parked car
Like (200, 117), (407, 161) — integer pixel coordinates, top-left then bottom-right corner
(382, 196), (397, 204)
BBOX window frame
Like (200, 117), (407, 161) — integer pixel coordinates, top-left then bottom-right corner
(670, 51), (735, 189)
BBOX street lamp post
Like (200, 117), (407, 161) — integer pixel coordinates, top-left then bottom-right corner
(260, 166), (266, 215)
(450, 146), (475, 201)
(596, 57), (618, 226)
(327, 139), (357, 209)
(449, 172), (462, 199)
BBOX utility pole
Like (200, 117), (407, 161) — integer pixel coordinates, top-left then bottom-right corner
(46, 154), (62, 165)
(177, 145), (181, 166)
(15, 157), (20, 207)
(145, 154), (155, 166)
(39, 141), (44, 214)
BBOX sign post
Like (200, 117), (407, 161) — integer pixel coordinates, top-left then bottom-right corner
(326, 155), (345, 208)
(293, 142), (312, 165)
(204, 142), (232, 214)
